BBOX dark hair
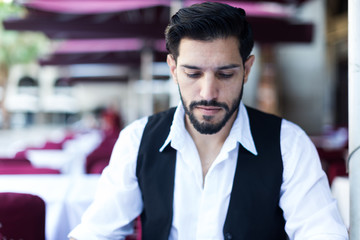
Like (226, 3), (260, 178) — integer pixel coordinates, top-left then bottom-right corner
(165, 2), (254, 63)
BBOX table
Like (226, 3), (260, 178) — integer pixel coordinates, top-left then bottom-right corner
(331, 176), (349, 228)
(26, 130), (103, 175)
(65, 175), (101, 232)
(27, 150), (77, 174)
(0, 174), (100, 240)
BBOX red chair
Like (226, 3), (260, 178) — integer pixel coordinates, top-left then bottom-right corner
(0, 165), (61, 174)
(327, 161), (348, 186)
(85, 135), (117, 174)
(43, 141), (64, 149)
(0, 192), (46, 240)
(87, 158), (110, 174)
(13, 135), (74, 157)
(14, 150), (28, 159)
(125, 216), (142, 240)
(0, 157), (32, 166)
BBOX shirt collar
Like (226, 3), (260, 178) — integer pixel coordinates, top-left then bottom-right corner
(159, 102), (185, 152)
(159, 102), (258, 156)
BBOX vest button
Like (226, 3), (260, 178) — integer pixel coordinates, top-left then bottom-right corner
(224, 233), (233, 239)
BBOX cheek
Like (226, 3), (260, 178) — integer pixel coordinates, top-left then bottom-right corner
(179, 83), (196, 98)
(178, 82), (200, 104)
(219, 81), (243, 100)
(177, 74), (198, 92)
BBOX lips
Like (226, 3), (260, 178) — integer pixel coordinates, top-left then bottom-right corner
(196, 105), (222, 115)
(189, 100), (229, 115)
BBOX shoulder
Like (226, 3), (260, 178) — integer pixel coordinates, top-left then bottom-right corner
(245, 105), (278, 116)
(117, 107), (176, 146)
(244, 106), (282, 141)
(280, 118), (316, 155)
(115, 116), (149, 148)
(147, 107), (177, 124)
(141, 107), (177, 138)
(280, 118), (310, 144)
(122, 116), (149, 135)
(115, 107), (177, 151)
(280, 118), (320, 179)
(245, 106), (282, 130)
(105, 116), (149, 171)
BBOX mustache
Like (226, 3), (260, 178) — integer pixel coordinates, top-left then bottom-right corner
(189, 100), (229, 112)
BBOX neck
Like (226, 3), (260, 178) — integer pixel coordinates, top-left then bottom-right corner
(186, 115), (235, 147)
(185, 110), (238, 180)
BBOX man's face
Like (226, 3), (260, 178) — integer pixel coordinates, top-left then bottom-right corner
(167, 37), (254, 134)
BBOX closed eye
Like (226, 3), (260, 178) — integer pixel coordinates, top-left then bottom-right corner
(217, 72), (234, 79)
(186, 72), (202, 78)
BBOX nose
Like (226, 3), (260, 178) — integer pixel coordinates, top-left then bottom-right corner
(199, 74), (219, 101)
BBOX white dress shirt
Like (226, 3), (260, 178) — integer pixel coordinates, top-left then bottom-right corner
(69, 102), (348, 240)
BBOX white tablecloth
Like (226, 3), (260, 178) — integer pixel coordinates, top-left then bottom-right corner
(65, 175), (101, 232)
(26, 130), (103, 175)
(0, 174), (100, 240)
(1, 174), (350, 239)
(331, 176), (350, 228)
(27, 150), (77, 174)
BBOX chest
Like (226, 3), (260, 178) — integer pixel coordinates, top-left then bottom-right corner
(171, 146), (238, 239)
(136, 106), (286, 240)
(176, 137), (238, 189)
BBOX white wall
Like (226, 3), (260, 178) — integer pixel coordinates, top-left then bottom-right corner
(274, 0), (327, 134)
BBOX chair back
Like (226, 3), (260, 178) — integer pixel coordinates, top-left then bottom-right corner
(0, 165), (61, 174)
(0, 157), (32, 166)
(0, 192), (46, 240)
(85, 135), (117, 174)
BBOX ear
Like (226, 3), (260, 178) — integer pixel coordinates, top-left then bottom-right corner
(167, 54), (178, 84)
(243, 55), (255, 84)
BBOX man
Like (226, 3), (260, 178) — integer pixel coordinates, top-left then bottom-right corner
(69, 2), (348, 240)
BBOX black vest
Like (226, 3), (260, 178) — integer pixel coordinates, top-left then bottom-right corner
(136, 106), (287, 240)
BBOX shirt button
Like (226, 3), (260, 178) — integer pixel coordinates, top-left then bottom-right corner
(224, 232), (233, 239)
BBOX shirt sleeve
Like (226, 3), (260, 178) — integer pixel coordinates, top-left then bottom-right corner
(279, 119), (349, 240)
(68, 117), (148, 240)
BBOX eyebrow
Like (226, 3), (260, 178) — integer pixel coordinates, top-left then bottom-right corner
(181, 64), (241, 70)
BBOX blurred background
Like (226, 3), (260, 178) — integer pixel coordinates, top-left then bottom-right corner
(0, 0), (350, 239)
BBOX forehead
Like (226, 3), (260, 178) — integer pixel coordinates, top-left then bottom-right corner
(177, 37), (242, 68)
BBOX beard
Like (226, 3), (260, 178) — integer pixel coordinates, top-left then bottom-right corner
(179, 82), (244, 135)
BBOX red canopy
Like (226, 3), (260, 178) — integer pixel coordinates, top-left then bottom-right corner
(3, 0), (314, 66)
(4, 1), (313, 42)
(20, 0), (298, 18)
